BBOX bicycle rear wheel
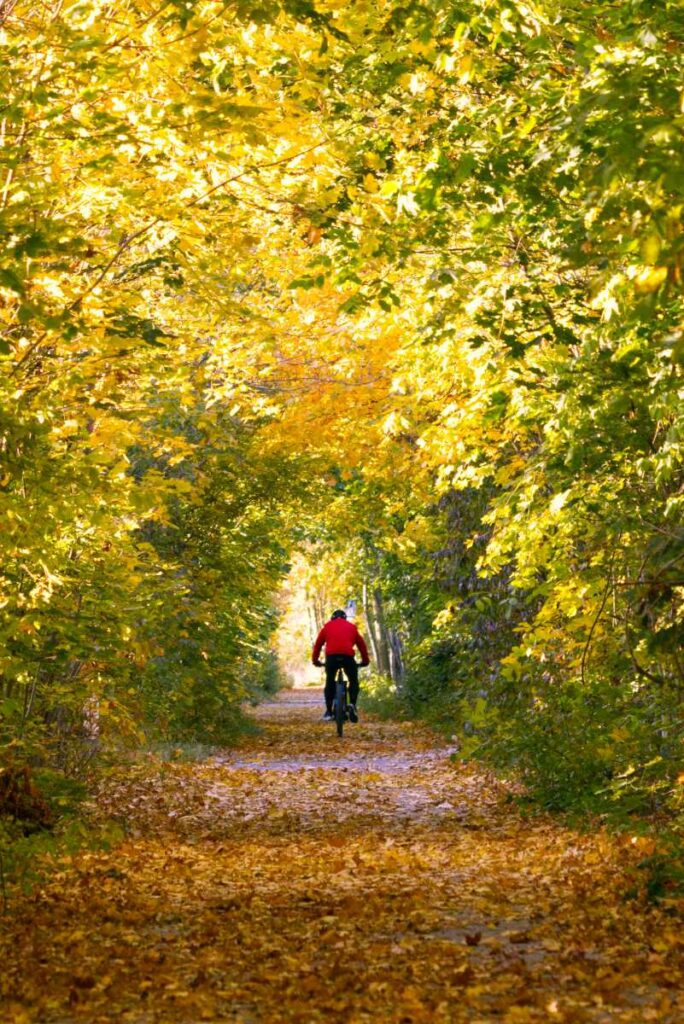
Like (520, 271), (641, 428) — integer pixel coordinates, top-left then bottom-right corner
(335, 672), (345, 738)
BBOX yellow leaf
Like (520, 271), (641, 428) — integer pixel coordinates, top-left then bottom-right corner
(634, 265), (668, 294)
(640, 233), (661, 265)
(458, 53), (473, 81)
(363, 151), (383, 170)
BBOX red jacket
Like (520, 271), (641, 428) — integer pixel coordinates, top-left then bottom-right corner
(312, 619), (370, 665)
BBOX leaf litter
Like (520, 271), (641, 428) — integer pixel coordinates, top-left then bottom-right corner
(1, 689), (683, 1023)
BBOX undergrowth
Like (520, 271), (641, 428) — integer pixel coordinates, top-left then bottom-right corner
(0, 689), (275, 910)
(361, 674), (409, 720)
(366, 667), (684, 903)
(0, 764), (124, 912)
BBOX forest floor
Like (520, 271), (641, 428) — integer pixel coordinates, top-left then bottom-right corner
(2, 689), (683, 1024)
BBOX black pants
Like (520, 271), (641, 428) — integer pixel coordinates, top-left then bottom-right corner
(324, 654), (359, 712)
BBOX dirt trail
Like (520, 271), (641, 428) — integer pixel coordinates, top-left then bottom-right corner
(2, 690), (683, 1023)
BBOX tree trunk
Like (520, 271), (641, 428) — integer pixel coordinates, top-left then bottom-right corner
(312, 592), (325, 633)
(388, 628), (405, 691)
(362, 580), (381, 668)
(372, 587), (392, 677)
(307, 601), (318, 645)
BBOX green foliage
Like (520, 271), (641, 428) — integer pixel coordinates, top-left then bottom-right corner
(287, 0), (684, 830)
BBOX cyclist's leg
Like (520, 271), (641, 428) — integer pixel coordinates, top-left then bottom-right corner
(324, 656), (337, 714)
(342, 655), (359, 705)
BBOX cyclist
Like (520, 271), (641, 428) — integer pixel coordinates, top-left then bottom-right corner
(312, 609), (370, 723)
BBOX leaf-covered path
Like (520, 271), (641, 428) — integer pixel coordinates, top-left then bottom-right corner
(3, 691), (683, 1023)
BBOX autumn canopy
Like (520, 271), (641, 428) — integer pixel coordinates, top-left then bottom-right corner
(2, 0), (684, 827)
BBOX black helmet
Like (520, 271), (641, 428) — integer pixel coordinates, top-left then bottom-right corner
(331, 609), (347, 620)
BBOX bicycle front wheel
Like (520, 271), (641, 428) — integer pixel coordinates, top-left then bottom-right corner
(335, 675), (345, 737)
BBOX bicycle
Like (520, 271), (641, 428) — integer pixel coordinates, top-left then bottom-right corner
(323, 654), (361, 738)
(332, 662), (349, 738)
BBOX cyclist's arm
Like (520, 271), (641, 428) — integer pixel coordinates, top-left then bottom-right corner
(354, 628), (370, 666)
(312, 625), (327, 666)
